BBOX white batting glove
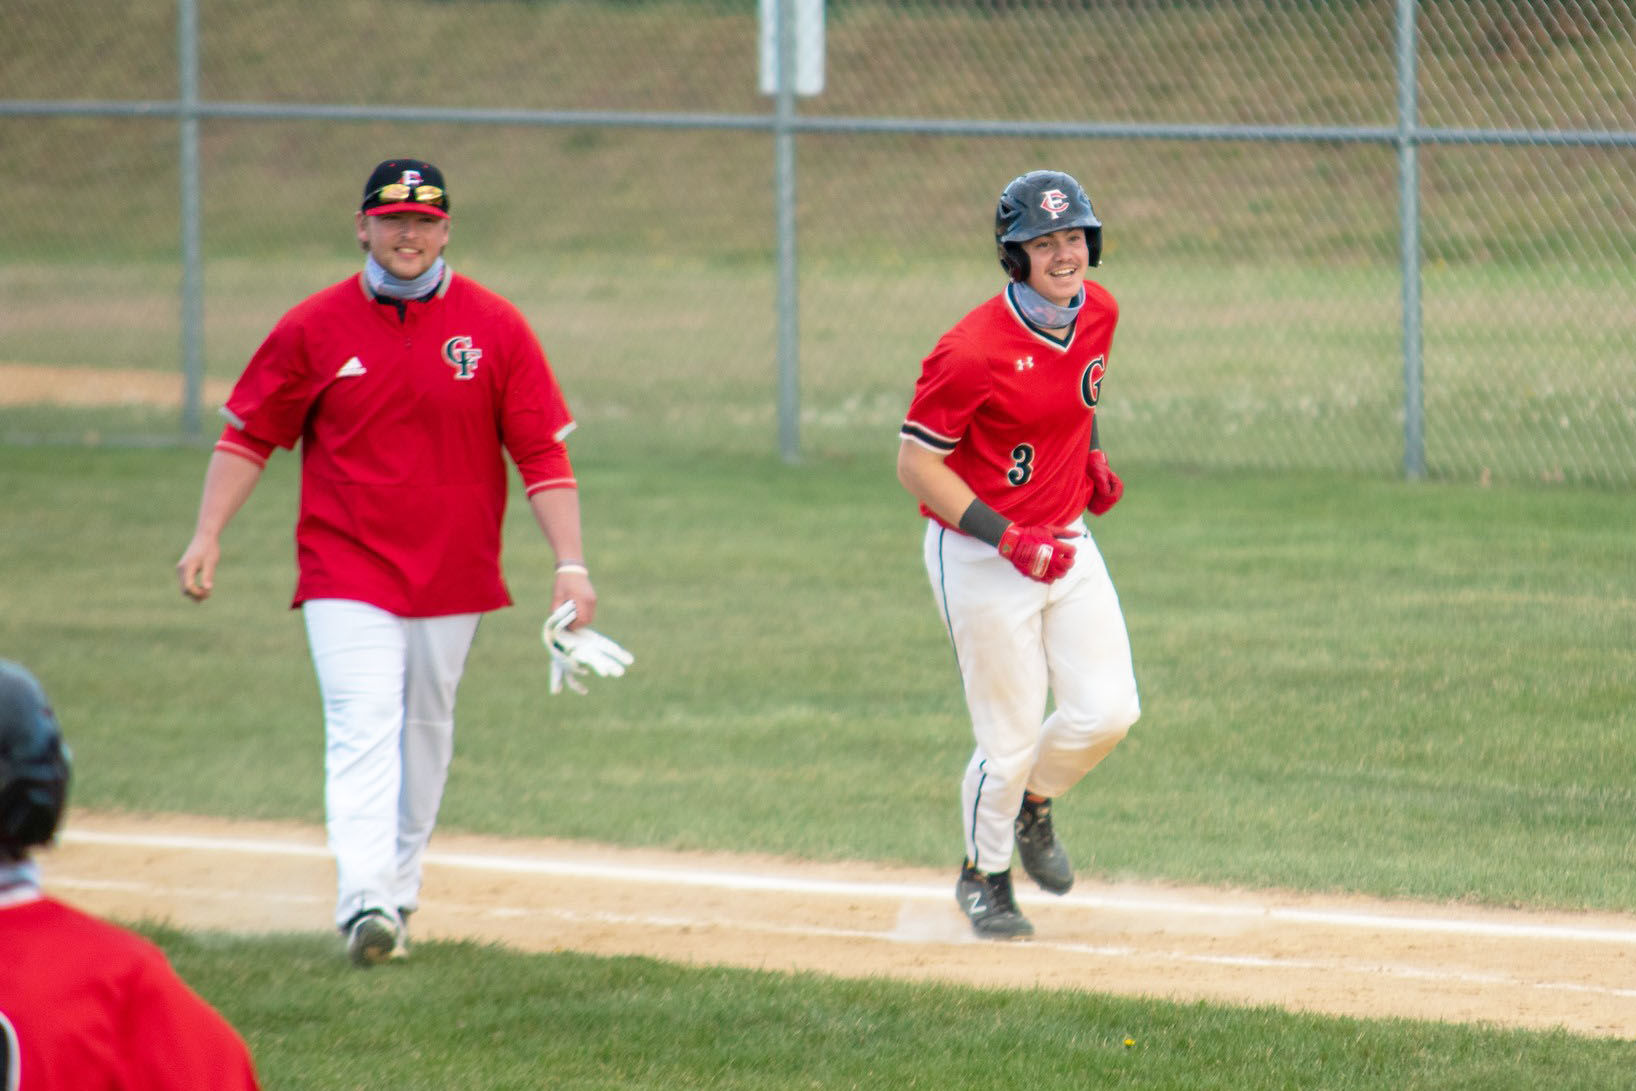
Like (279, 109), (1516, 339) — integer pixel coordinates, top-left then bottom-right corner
(542, 602), (634, 696)
(548, 646), (590, 696)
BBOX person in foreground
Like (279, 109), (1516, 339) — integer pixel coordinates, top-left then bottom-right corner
(896, 169), (1142, 939)
(0, 659), (262, 1089)
(175, 157), (599, 966)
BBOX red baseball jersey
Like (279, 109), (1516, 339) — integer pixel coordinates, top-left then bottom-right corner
(0, 895), (260, 1090)
(901, 280), (1118, 529)
(217, 272), (577, 618)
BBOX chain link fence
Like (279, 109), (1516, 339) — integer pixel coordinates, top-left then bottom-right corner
(3, 0), (1633, 484)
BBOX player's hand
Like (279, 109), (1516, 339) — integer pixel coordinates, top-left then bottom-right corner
(1085, 450), (1124, 516)
(551, 566), (597, 628)
(176, 535), (220, 602)
(998, 524), (1078, 583)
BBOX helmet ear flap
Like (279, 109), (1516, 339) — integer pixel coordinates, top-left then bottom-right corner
(0, 776), (66, 855)
(998, 241), (1029, 281)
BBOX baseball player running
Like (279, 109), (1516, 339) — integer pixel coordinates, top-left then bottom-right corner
(897, 170), (1141, 939)
(175, 158), (599, 966)
(0, 659), (263, 1089)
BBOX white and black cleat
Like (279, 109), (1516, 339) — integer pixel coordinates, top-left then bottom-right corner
(956, 864), (1034, 940)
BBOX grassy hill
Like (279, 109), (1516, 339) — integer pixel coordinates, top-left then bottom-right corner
(7, 0), (1633, 263)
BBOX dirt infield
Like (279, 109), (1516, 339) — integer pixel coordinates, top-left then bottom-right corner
(0, 363), (233, 408)
(41, 809), (1636, 1040)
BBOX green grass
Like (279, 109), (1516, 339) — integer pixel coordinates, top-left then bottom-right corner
(7, 2), (1636, 1083)
(5, 445), (1631, 909)
(9, 1), (1634, 263)
(6, 269), (1633, 1091)
(146, 925), (1636, 1090)
(6, 252), (1634, 484)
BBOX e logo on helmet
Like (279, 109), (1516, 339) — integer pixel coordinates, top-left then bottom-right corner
(1040, 190), (1071, 218)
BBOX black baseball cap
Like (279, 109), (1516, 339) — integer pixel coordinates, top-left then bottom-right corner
(360, 158), (450, 219)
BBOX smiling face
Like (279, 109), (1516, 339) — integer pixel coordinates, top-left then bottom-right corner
(355, 210), (450, 280)
(1021, 227), (1089, 307)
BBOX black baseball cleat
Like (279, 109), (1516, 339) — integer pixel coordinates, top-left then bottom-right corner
(956, 864), (1034, 939)
(1014, 796), (1074, 894)
(343, 908), (402, 968)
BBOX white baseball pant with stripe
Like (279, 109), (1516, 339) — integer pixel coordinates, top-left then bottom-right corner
(922, 520), (1140, 874)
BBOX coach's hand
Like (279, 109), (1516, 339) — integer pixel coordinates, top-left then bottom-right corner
(998, 524), (1078, 583)
(1085, 450), (1124, 516)
(176, 534), (221, 602)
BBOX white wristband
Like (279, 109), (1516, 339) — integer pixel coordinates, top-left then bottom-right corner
(555, 562), (589, 576)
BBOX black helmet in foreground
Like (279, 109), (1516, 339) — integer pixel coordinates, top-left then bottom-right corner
(0, 660), (70, 859)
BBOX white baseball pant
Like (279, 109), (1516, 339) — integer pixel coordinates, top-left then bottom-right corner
(303, 599), (481, 930)
(922, 519), (1140, 874)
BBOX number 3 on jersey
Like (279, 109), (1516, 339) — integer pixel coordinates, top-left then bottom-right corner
(1007, 443), (1035, 486)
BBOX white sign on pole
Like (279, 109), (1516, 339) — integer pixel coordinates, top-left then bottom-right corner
(758, 0), (825, 96)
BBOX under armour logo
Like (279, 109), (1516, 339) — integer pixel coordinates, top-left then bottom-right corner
(1015, 355), (1036, 372)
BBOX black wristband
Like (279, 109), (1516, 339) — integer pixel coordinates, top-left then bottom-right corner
(958, 499), (1011, 547)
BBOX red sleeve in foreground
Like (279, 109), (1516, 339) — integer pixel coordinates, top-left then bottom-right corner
(121, 942), (261, 1091)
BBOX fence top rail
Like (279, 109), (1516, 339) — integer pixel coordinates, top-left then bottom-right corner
(4, 100), (1635, 149)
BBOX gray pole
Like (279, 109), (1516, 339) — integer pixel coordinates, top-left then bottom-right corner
(1396, 0), (1425, 479)
(773, 0), (801, 463)
(178, 0), (204, 440)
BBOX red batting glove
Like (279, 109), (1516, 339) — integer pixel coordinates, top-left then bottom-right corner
(1085, 449), (1124, 516)
(998, 524), (1078, 583)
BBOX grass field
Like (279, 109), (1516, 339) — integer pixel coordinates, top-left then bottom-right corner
(146, 926), (1636, 1091)
(7, 0), (1636, 1084)
(4, 445), (1634, 1084)
(5, 251), (1633, 486)
(10, 445), (1630, 907)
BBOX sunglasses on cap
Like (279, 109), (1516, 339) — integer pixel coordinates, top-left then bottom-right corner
(365, 182), (447, 209)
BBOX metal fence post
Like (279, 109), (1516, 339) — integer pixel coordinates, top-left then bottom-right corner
(1397, 0), (1425, 480)
(773, 0), (801, 464)
(178, 0), (204, 441)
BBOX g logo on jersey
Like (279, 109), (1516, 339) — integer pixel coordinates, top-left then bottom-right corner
(443, 336), (482, 380)
(1040, 190), (1071, 218)
(1080, 356), (1107, 407)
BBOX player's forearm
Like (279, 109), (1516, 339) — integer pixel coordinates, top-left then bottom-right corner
(529, 485), (597, 624)
(191, 449), (264, 539)
(896, 440), (978, 528)
(526, 486), (586, 568)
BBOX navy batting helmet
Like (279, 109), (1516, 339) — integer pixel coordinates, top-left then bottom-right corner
(0, 660), (70, 858)
(994, 170), (1102, 280)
